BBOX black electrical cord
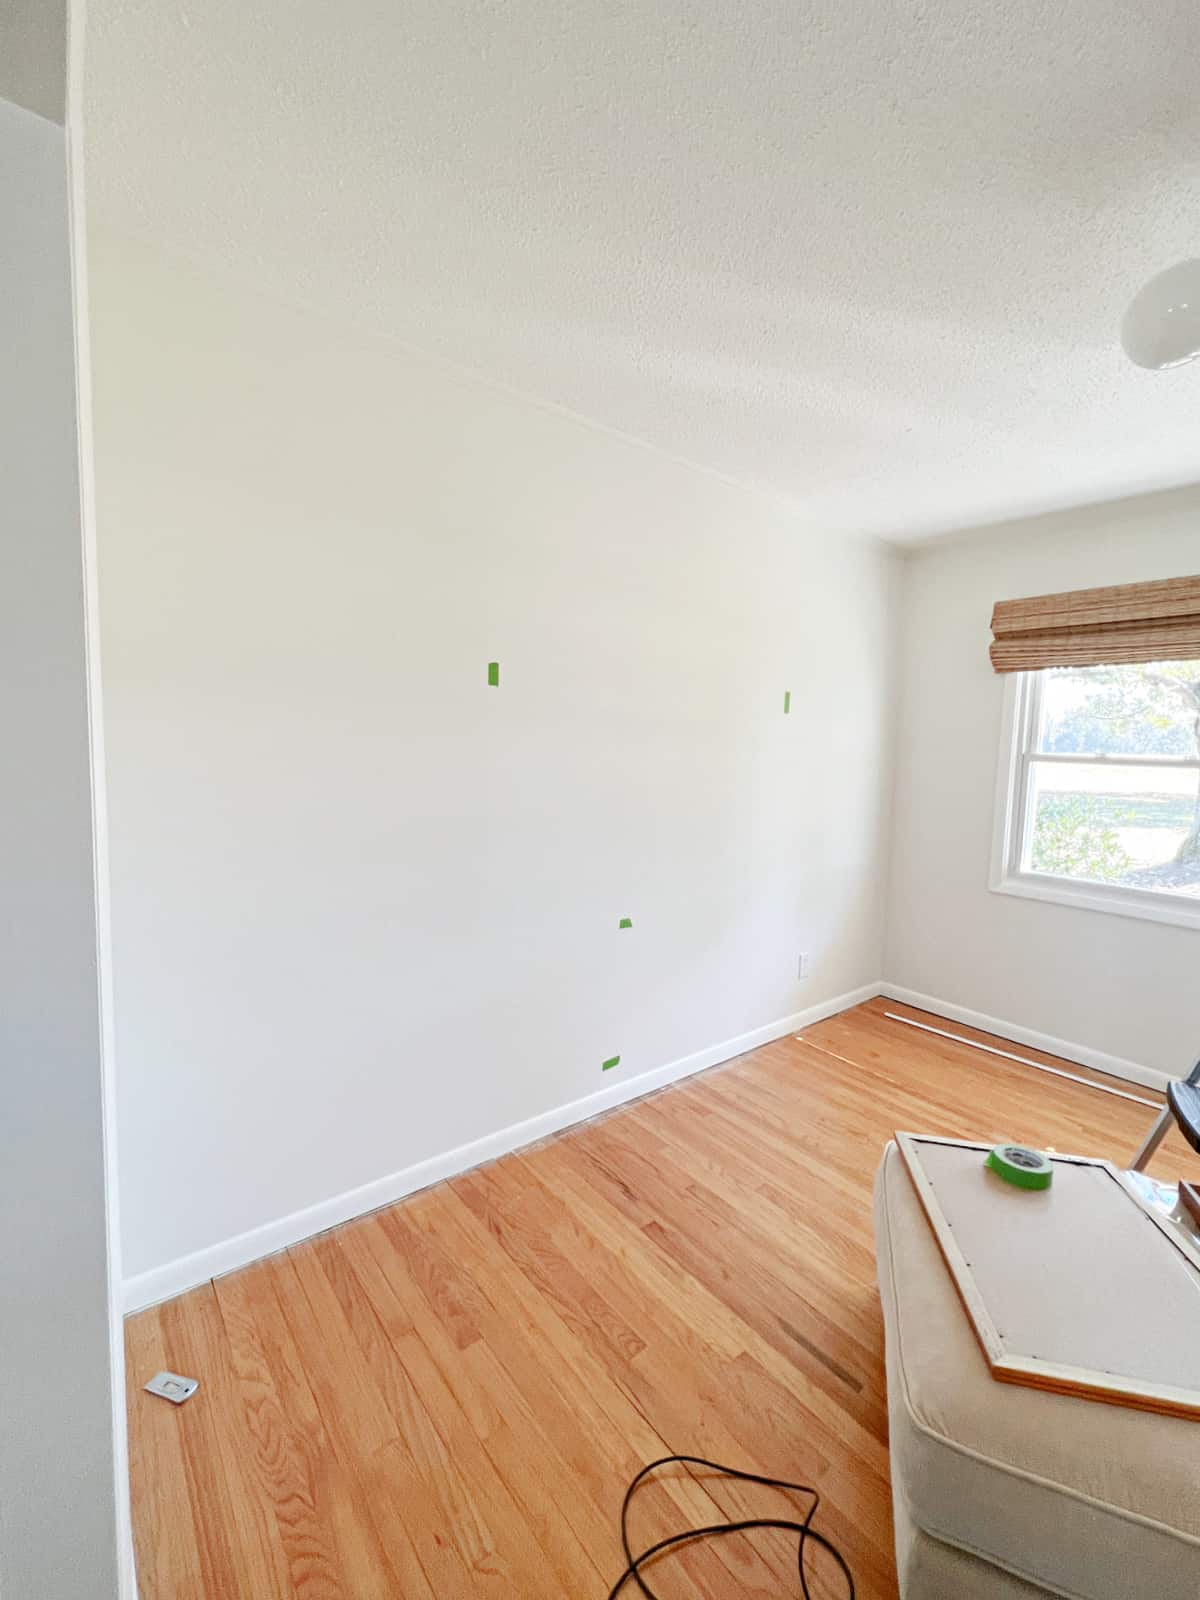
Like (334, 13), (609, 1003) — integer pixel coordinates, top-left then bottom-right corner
(605, 1454), (855, 1600)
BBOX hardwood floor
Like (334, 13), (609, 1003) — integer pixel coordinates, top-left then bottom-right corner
(126, 998), (1200, 1597)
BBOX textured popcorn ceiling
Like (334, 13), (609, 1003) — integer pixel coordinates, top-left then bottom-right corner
(84, 1), (1200, 542)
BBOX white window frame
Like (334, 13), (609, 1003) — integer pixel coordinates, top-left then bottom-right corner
(991, 671), (1200, 932)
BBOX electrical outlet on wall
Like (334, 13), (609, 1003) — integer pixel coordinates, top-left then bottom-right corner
(797, 952), (812, 980)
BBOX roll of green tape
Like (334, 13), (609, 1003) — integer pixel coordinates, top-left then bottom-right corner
(985, 1144), (1053, 1190)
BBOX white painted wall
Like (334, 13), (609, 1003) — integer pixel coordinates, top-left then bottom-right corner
(886, 487), (1200, 1078)
(88, 233), (898, 1294)
(0, 92), (122, 1597)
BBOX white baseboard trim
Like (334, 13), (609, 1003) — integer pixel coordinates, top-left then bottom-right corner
(123, 980), (881, 1313)
(878, 983), (1171, 1095)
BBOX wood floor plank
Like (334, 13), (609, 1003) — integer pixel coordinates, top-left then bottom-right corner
(443, 1177), (784, 1598)
(500, 1141), (901, 1595)
(368, 1204), (633, 1595)
(636, 1093), (883, 1347)
(307, 1225), (532, 1594)
(265, 1248), (441, 1598)
(515, 1138), (897, 1596)
(160, 1286), (295, 1597)
(216, 1258), (401, 1598)
(587, 1115), (883, 1423)
(213, 1267), (349, 1599)
(430, 1188), (785, 1598)
(125, 1308), (208, 1600)
(127, 1001), (1200, 1598)
(535, 1124), (892, 1486)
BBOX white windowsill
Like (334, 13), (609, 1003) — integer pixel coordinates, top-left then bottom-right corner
(990, 869), (1200, 933)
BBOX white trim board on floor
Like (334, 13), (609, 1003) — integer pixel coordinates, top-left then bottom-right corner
(878, 984), (1172, 1096)
(123, 981), (880, 1313)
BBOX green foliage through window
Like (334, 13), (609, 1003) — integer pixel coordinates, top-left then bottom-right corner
(1029, 794), (1134, 884)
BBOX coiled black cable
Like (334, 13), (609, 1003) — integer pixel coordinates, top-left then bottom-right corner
(605, 1454), (855, 1600)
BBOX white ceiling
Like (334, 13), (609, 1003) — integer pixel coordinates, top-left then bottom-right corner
(2, 1), (66, 122)
(85, 1), (1200, 542)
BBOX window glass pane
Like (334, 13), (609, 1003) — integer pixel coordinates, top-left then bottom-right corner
(1024, 761), (1200, 898)
(1036, 660), (1200, 759)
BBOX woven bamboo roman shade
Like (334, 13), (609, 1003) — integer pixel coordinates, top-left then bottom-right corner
(990, 575), (1200, 673)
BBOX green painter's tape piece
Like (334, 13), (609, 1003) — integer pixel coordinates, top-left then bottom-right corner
(784, 690), (791, 713)
(487, 662), (500, 687)
(619, 917), (633, 929)
(602, 1055), (621, 1072)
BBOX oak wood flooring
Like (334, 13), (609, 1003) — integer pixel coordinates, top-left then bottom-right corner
(126, 998), (1200, 1597)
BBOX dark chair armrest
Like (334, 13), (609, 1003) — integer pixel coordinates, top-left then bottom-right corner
(1166, 1079), (1200, 1155)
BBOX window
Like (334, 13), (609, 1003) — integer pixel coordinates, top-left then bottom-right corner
(993, 659), (1200, 929)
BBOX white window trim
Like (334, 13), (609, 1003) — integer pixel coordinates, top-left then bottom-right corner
(990, 672), (1200, 933)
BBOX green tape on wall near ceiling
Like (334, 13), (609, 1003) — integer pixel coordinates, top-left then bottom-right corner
(487, 661), (500, 686)
(784, 690), (791, 713)
(602, 1055), (621, 1071)
(619, 917), (632, 929)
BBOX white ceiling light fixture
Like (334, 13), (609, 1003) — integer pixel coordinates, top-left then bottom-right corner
(1121, 260), (1200, 370)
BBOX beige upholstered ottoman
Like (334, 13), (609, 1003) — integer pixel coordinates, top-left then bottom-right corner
(874, 1141), (1200, 1599)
